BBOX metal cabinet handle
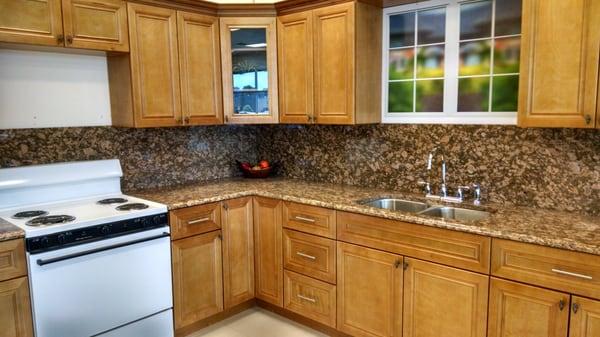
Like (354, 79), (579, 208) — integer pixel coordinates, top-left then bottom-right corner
(294, 215), (315, 223)
(296, 251), (316, 260)
(551, 269), (593, 280)
(559, 299), (566, 311)
(297, 294), (316, 303)
(187, 217), (210, 225)
(573, 303), (580, 314)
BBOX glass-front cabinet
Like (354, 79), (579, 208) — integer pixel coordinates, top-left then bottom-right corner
(220, 17), (279, 124)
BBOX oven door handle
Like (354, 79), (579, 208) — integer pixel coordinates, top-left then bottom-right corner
(36, 232), (170, 266)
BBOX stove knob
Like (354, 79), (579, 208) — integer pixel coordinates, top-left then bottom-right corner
(100, 226), (110, 235)
(57, 234), (66, 244)
(153, 215), (162, 225)
(40, 237), (50, 247)
(141, 218), (151, 227)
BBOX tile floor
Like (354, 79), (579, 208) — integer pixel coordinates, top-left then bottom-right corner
(186, 308), (328, 337)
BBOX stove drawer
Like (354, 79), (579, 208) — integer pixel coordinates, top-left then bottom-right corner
(0, 239), (26, 282)
(170, 203), (221, 240)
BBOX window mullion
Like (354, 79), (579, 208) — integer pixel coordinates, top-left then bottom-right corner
(443, 1), (460, 115)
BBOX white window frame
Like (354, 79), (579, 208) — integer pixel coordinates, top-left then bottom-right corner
(381, 0), (518, 125)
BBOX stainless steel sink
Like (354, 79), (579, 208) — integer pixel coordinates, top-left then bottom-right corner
(418, 206), (490, 222)
(358, 198), (429, 213)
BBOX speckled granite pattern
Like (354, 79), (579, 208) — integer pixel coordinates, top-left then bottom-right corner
(256, 125), (600, 216)
(132, 178), (600, 256)
(0, 126), (259, 190)
(0, 218), (24, 242)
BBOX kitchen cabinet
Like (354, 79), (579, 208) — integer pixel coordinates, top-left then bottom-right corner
(253, 197), (283, 307)
(282, 201), (336, 239)
(284, 270), (336, 328)
(0, 0), (63, 46)
(277, 2), (381, 125)
(337, 242), (403, 337)
(570, 296), (600, 337)
(518, 0), (600, 128)
(171, 230), (223, 330)
(0, 277), (34, 337)
(220, 17), (279, 124)
(403, 258), (488, 337)
(488, 278), (569, 337)
(222, 197), (255, 309)
(283, 229), (336, 284)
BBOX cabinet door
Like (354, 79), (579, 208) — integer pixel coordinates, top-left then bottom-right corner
(337, 242), (402, 337)
(222, 197), (255, 309)
(127, 3), (182, 127)
(570, 297), (600, 337)
(488, 278), (569, 337)
(277, 10), (314, 124)
(61, 0), (128, 51)
(177, 11), (223, 125)
(253, 197), (283, 307)
(313, 2), (355, 125)
(403, 258), (488, 337)
(0, 277), (34, 337)
(518, 0), (600, 128)
(0, 0), (63, 46)
(171, 230), (223, 330)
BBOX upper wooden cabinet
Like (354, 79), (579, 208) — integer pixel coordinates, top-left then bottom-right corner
(220, 17), (279, 124)
(0, 0), (64, 46)
(518, 0), (600, 128)
(277, 1), (381, 125)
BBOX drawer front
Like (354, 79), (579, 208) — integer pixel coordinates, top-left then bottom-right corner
(284, 229), (336, 284)
(492, 239), (600, 299)
(283, 202), (336, 239)
(284, 270), (336, 328)
(0, 239), (27, 282)
(337, 211), (491, 274)
(169, 203), (221, 240)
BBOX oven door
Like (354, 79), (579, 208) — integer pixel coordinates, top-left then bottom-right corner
(28, 227), (173, 337)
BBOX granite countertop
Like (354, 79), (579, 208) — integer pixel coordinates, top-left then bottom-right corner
(131, 178), (600, 256)
(0, 218), (24, 242)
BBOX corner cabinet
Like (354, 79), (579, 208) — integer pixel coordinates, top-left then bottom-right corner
(518, 0), (600, 128)
(220, 17), (279, 124)
(277, 2), (381, 125)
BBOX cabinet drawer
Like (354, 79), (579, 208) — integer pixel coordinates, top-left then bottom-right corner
(284, 229), (336, 284)
(0, 239), (27, 282)
(284, 270), (336, 328)
(169, 203), (221, 240)
(283, 202), (336, 239)
(337, 211), (491, 274)
(492, 239), (600, 299)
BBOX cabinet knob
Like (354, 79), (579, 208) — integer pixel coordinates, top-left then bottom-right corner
(66, 35), (73, 44)
(57, 34), (64, 44)
(585, 114), (592, 125)
(572, 303), (580, 314)
(559, 299), (566, 311)
(184, 116), (190, 124)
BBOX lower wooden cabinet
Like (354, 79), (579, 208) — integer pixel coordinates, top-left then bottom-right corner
(253, 197), (283, 307)
(403, 258), (488, 337)
(337, 242), (403, 337)
(570, 296), (600, 337)
(171, 230), (223, 329)
(0, 276), (33, 337)
(222, 197), (255, 309)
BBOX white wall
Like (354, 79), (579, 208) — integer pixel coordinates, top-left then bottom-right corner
(0, 48), (111, 129)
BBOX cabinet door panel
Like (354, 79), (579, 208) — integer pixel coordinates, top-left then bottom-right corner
(278, 10), (313, 124)
(313, 2), (355, 124)
(337, 242), (402, 337)
(178, 11), (223, 125)
(403, 258), (488, 337)
(222, 197), (255, 308)
(127, 3), (182, 127)
(0, 276), (34, 337)
(253, 197), (283, 307)
(171, 231), (223, 329)
(518, 0), (600, 128)
(570, 297), (600, 337)
(0, 0), (63, 46)
(62, 0), (128, 51)
(488, 278), (569, 337)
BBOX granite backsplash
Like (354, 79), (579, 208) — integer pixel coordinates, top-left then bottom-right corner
(256, 125), (600, 216)
(0, 126), (258, 191)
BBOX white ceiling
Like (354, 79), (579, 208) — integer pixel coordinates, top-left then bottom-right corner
(204, 0), (284, 3)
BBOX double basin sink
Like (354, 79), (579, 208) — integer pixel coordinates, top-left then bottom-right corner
(359, 198), (490, 222)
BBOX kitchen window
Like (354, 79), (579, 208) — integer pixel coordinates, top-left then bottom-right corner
(382, 0), (522, 124)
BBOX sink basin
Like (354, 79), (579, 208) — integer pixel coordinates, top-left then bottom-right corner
(419, 206), (490, 222)
(359, 198), (429, 213)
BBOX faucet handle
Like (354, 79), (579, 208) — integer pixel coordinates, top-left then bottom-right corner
(417, 181), (431, 195)
(472, 183), (482, 205)
(455, 185), (470, 200)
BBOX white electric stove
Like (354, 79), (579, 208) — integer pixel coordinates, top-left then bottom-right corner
(0, 160), (174, 337)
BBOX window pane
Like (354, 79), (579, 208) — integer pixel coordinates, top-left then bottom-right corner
(390, 12), (415, 48)
(494, 37), (520, 74)
(492, 75), (519, 111)
(389, 81), (414, 112)
(416, 79), (444, 112)
(417, 7), (446, 45)
(460, 1), (492, 40)
(459, 40), (491, 76)
(417, 45), (444, 78)
(231, 28), (269, 115)
(458, 77), (490, 111)
(495, 0), (522, 36)
(389, 49), (415, 80)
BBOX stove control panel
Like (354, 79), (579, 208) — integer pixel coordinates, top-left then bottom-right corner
(26, 213), (168, 254)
